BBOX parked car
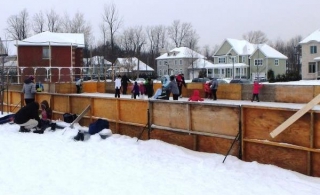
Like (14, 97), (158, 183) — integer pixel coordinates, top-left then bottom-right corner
(230, 79), (252, 84)
(192, 77), (210, 83)
(217, 78), (231, 84)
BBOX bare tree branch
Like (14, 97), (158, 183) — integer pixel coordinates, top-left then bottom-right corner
(33, 11), (46, 33)
(6, 9), (30, 40)
(242, 30), (268, 44)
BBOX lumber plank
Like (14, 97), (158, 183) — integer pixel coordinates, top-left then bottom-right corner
(70, 105), (91, 128)
(270, 94), (320, 138)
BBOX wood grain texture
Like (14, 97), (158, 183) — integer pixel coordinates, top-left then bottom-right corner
(197, 135), (239, 156)
(243, 142), (308, 175)
(151, 129), (195, 150)
(312, 153), (320, 177)
(191, 104), (239, 136)
(275, 85), (314, 103)
(243, 107), (310, 147)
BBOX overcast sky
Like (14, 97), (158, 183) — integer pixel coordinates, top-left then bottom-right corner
(1, 0), (320, 53)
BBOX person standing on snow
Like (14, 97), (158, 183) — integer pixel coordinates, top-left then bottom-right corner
(75, 78), (83, 94)
(22, 76), (36, 105)
(176, 73), (186, 98)
(114, 75), (122, 98)
(121, 74), (130, 95)
(251, 81), (263, 102)
(210, 78), (219, 100)
(167, 75), (179, 100)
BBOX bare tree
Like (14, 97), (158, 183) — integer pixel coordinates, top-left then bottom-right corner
(242, 30), (268, 44)
(32, 11), (46, 33)
(46, 9), (60, 32)
(102, 3), (122, 79)
(6, 9), (30, 40)
(168, 20), (192, 47)
(183, 29), (199, 50)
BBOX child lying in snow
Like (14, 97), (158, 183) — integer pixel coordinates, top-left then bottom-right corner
(188, 90), (204, 101)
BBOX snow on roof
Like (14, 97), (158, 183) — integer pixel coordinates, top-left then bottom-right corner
(220, 38), (287, 59)
(226, 38), (255, 55)
(156, 47), (205, 60)
(314, 57), (320, 61)
(83, 56), (111, 65)
(253, 44), (288, 59)
(299, 29), (320, 44)
(187, 59), (215, 69)
(17, 31), (85, 48)
(4, 60), (18, 67)
(108, 57), (154, 71)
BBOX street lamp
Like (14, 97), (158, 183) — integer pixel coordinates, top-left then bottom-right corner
(228, 53), (235, 79)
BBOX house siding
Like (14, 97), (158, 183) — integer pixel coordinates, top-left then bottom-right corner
(301, 42), (320, 80)
(250, 50), (267, 78)
(18, 45), (83, 82)
(214, 41), (232, 63)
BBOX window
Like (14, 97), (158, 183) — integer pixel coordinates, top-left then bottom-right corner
(42, 47), (50, 59)
(175, 60), (177, 65)
(254, 59), (263, 66)
(159, 70), (162, 76)
(310, 46), (317, 54)
(218, 57), (226, 63)
(159, 61), (162, 65)
(242, 56), (246, 63)
(274, 59), (279, 66)
(180, 68), (182, 73)
(309, 62), (316, 73)
(180, 60), (182, 65)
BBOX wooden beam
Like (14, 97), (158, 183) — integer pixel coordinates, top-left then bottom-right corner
(270, 94), (320, 138)
(70, 105), (91, 128)
(243, 138), (320, 153)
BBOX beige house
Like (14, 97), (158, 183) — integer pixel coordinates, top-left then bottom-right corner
(299, 29), (320, 80)
(213, 38), (287, 80)
(156, 47), (205, 79)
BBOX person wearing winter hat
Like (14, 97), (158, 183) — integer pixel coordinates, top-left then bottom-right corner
(22, 76), (36, 105)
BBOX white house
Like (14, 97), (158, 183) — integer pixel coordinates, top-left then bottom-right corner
(108, 57), (154, 77)
(156, 47), (205, 79)
(299, 29), (320, 80)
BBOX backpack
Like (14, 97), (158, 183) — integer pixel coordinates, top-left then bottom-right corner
(63, 113), (78, 123)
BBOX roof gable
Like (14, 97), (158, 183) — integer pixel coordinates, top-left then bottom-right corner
(17, 31), (85, 48)
(251, 44), (288, 59)
(114, 57), (154, 71)
(156, 47), (204, 60)
(300, 29), (320, 44)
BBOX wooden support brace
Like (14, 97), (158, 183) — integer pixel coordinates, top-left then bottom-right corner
(70, 105), (91, 129)
(270, 94), (320, 138)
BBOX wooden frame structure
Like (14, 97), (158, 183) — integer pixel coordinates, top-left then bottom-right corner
(3, 85), (320, 177)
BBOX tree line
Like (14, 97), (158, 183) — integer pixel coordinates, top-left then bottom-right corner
(3, 3), (302, 76)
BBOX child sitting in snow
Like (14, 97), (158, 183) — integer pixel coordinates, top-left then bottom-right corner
(188, 90), (204, 101)
(33, 100), (53, 134)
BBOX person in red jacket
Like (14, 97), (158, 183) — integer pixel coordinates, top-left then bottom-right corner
(251, 81), (263, 102)
(188, 90), (204, 101)
(204, 81), (212, 99)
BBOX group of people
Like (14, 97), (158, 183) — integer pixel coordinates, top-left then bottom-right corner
(7, 75), (54, 133)
(114, 75), (154, 99)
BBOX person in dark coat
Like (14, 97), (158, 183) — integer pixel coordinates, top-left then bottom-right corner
(144, 78), (154, 98)
(22, 76), (36, 105)
(14, 101), (41, 132)
(121, 75), (130, 95)
(132, 81), (140, 99)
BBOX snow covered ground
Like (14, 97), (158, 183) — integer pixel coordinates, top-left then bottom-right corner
(1, 79), (320, 194)
(0, 115), (319, 195)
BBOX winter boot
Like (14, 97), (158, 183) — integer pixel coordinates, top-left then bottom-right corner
(50, 123), (56, 131)
(73, 131), (84, 141)
(33, 129), (44, 134)
(19, 126), (30, 133)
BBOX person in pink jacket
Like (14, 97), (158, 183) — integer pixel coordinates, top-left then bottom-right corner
(251, 81), (263, 102)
